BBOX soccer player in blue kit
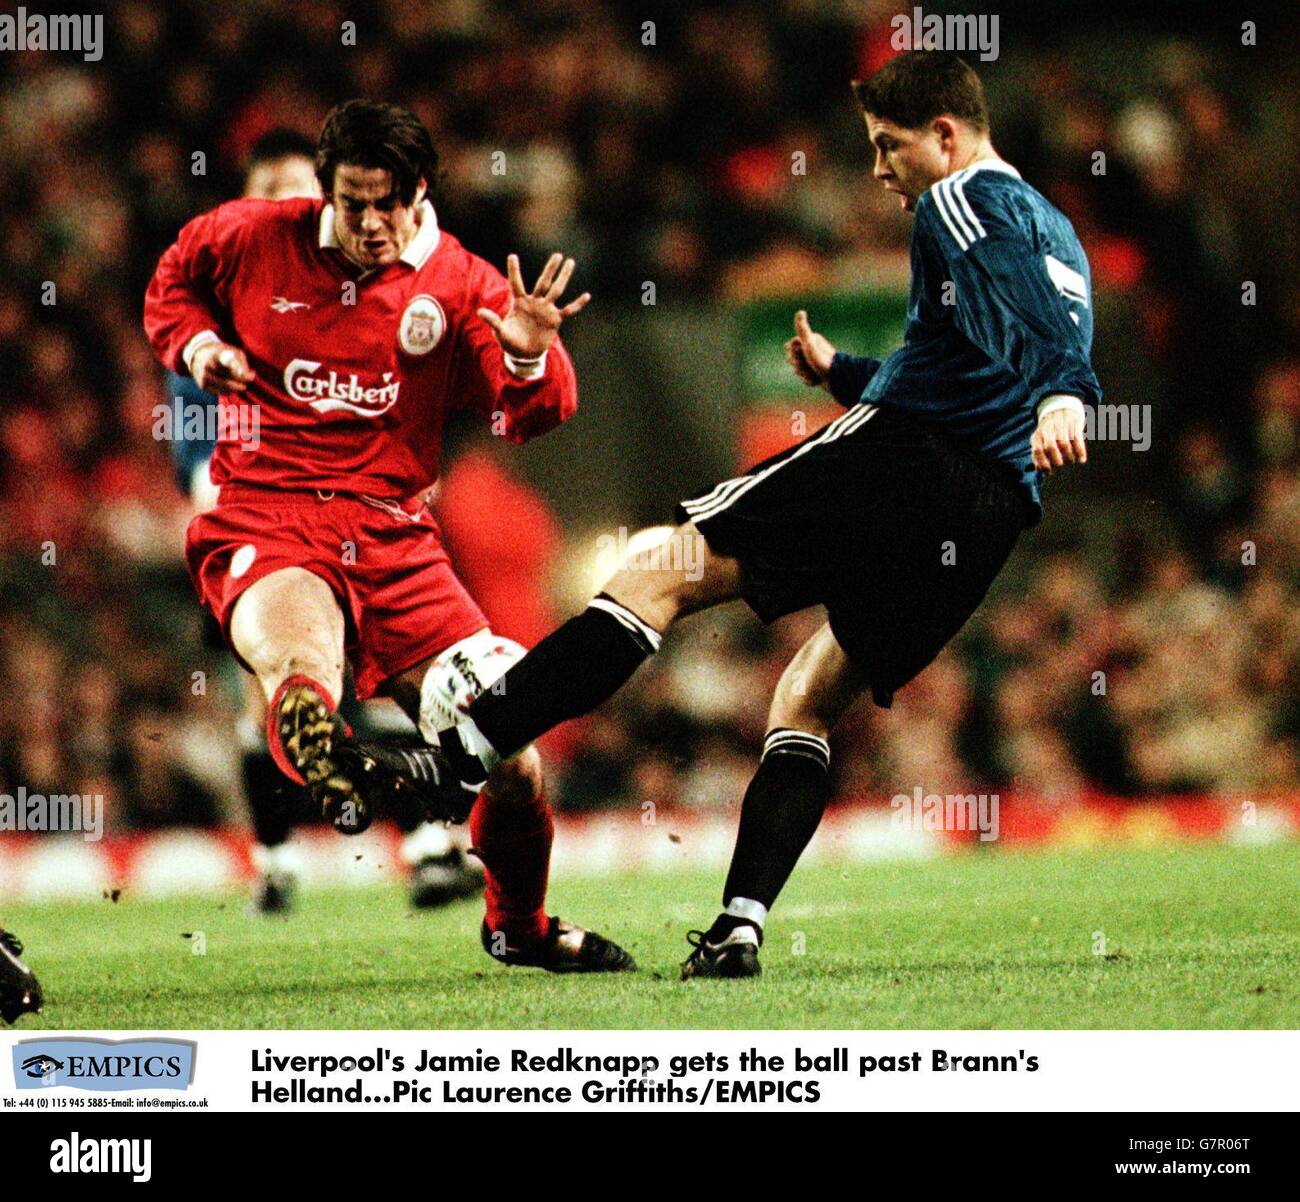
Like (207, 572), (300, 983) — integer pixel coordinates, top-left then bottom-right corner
(363, 51), (1100, 978)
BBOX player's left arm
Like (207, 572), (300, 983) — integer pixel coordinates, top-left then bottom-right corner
(457, 252), (589, 443)
(918, 183), (1099, 473)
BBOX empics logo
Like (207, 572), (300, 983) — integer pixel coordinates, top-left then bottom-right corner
(13, 1038), (196, 1091)
(50, 1132), (152, 1184)
(19, 1054), (65, 1080)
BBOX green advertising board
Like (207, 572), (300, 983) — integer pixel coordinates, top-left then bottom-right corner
(738, 291), (910, 406)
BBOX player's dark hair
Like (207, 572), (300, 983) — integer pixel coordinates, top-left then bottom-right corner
(247, 128), (317, 168)
(315, 99), (438, 205)
(852, 51), (989, 134)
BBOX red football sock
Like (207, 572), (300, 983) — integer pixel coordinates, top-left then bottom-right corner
(265, 674), (338, 787)
(471, 783), (553, 945)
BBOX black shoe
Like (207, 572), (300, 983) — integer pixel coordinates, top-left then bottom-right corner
(681, 922), (763, 980)
(481, 917), (636, 974)
(276, 683), (370, 835)
(0, 929), (43, 1024)
(409, 849), (483, 909)
(337, 740), (478, 825)
(251, 870), (297, 916)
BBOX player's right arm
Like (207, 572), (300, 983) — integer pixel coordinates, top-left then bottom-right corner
(143, 201), (258, 392)
(786, 310), (883, 406)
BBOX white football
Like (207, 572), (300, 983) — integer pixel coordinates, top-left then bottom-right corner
(418, 632), (526, 740)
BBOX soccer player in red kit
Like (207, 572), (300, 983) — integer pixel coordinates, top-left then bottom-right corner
(144, 99), (634, 973)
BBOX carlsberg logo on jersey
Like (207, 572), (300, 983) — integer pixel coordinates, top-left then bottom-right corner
(13, 1038), (197, 1091)
(284, 359), (401, 417)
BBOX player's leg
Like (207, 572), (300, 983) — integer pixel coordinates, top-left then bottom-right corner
(682, 623), (867, 980)
(432, 404), (887, 796)
(0, 925), (43, 1024)
(228, 567), (364, 830)
(374, 635), (636, 972)
(348, 698), (481, 909)
(237, 674), (310, 913)
(680, 411), (1029, 977)
(436, 521), (743, 788)
(338, 502), (716, 971)
(401, 818), (481, 908)
(470, 747), (633, 971)
(230, 566), (345, 704)
(470, 751), (551, 954)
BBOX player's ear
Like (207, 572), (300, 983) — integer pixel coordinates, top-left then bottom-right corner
(413, 177), (428, 207)
(932, 117), (958, 151)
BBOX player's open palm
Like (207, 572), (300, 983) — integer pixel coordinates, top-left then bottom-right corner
(1032, 406), (1088, 473)
(786, 310), (837, 388)
(478, 252), (591, 359)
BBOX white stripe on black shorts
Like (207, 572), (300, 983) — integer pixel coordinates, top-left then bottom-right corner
(677, 405), (1030, 708)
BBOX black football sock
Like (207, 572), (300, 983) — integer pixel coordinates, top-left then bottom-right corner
(461, 594), (663, 763)
(243, 747), (304, 848)
(720, 728), (833, 918)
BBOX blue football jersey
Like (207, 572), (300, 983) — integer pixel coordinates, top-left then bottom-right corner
(826, 160), (1101, 514)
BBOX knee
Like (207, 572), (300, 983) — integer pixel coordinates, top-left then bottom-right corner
(483, 746), (544, 807)
(229, 573), (344, 696)
(257, 652), (343, 701)
(604, 567), (679, 632)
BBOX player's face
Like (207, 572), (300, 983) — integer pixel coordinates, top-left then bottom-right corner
(865, 115), (949, 212)
(244, 155), (321, 202)
(330, 164), (427, 270)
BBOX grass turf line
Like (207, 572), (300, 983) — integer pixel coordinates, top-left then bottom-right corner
(4, 842), (1297, 1029)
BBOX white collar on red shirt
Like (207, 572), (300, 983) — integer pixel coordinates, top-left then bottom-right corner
(317, 199), (441, 269)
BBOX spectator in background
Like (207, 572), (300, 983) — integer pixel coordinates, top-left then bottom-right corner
(113, 696), (223, 833)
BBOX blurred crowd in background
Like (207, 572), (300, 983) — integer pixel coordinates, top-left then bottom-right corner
(0, 1), (1296, 833)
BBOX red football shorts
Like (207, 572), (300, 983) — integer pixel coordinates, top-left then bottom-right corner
(185, 485), (488, 698)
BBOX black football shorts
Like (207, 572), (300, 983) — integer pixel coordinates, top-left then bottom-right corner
(677, 403), (1032, 708)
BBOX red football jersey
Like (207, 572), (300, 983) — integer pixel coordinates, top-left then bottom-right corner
(144, 197), (577, 498)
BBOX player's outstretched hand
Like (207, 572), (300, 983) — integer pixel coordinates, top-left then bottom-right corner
(786, 310), (837, 388)
(191, 341), (255, 394)
(478, 252), (591, 360)
(1032, 406), (1088, 473)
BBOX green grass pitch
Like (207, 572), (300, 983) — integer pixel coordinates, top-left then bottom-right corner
(7, 842), (1299, 1029)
